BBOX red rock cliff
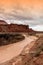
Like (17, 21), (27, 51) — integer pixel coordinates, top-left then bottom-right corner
(0, 20), (35, 33)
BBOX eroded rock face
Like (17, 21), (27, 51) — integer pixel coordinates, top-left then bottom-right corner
(0, 24), (28, 32)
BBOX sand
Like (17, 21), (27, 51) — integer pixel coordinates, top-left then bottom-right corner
(0, 35), (37, 64)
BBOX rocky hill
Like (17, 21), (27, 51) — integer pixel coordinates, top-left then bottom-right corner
(0, 20), (7, 24)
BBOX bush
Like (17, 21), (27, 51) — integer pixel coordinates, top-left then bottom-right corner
(0, 34), (25, 46)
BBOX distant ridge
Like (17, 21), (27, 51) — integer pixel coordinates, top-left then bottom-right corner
(0, 20), (7, 24)
(0, 20), (36, 33)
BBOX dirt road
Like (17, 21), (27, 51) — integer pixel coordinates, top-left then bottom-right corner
(0, 35), (37, 64)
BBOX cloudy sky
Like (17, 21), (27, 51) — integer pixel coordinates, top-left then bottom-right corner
(0, 0), (43, 31)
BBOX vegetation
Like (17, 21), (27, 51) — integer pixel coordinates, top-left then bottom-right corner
(0, 34), (25, 46)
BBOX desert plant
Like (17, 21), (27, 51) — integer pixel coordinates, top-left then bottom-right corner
(0, 34), (25, 46)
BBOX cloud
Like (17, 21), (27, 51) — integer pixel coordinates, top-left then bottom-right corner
(0, 0), (43, 25)
(30, 25), (43, 31)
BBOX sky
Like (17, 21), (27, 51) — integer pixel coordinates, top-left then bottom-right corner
(0, 0), (43, 31)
